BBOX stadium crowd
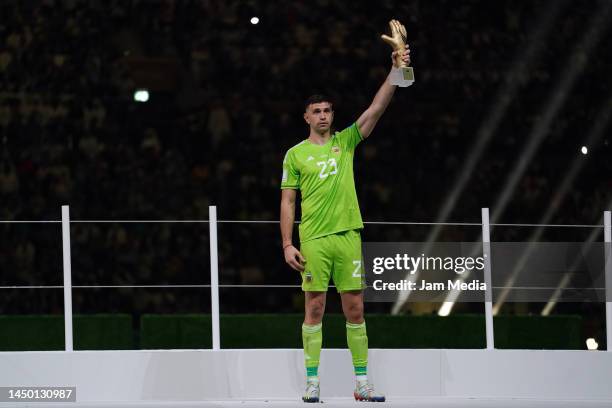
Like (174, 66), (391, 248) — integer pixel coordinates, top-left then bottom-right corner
(0, 0), (610, 317)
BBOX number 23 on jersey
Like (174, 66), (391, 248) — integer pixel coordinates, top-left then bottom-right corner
(316, 158), (338, 179)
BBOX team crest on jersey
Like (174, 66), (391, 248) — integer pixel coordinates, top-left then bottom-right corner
(332, 146), (340, 154)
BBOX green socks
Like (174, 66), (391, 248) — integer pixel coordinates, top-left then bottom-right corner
(302, 323), (322, 381)
(303, 321), (368, 382)
(346, 321), (368, 380)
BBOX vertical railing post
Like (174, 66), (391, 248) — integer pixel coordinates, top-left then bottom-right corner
(209, 206), (221, 350)
(604, 211), (611, 351)
(61, 205), (74, 351)
(482, 208), (495, 350)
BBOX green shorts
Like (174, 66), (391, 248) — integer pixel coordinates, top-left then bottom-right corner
(299, 229), (365, 292)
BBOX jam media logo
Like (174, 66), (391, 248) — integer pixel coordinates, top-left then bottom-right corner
(363, 241), (609, 304)
(362, 242), (489, 303)
(370, 278), (487, 292)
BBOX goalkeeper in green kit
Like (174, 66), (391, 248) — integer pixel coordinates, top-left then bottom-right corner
(280, 20), (412, 403)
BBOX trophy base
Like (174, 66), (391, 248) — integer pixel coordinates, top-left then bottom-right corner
(391, 66), (415, 87)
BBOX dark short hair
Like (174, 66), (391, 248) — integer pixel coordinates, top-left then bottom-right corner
(304, 94), (333, 112)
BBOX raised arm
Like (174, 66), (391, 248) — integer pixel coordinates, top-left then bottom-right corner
(357, 25), (411, 139)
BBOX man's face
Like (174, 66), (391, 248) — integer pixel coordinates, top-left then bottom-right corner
(304, 102), (333, 133)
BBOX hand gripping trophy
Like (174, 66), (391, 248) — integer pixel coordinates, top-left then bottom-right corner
(381, 19), (414, 87)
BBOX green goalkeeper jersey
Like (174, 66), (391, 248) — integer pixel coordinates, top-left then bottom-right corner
(281, 122), (364, 243)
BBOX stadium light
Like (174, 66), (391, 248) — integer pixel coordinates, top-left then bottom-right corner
(581, 146), (588, 155)
(134, 89), (150, 103)
(438, 302), (452, 317)
(250, 16), (259, 25)
(586, 338), (599, 350)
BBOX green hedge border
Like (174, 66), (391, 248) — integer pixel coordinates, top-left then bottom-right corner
(0, 314), (582, 350)
(0, 314), (134, 351)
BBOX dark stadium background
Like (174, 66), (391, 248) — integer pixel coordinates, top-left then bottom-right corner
(0, 0), (610, 349)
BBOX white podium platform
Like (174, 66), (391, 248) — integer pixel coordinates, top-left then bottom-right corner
(1, 349), (611, 407)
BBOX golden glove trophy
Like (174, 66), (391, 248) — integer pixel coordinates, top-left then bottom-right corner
(381, 19), (414, 87)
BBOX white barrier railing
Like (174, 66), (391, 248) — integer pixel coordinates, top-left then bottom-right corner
(61, 205), (74, 352)
(209, 205), (220, 351)
(481, 208), (494, 349)
(604, 210), (611, 350)
(1, 206), (610, 351)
